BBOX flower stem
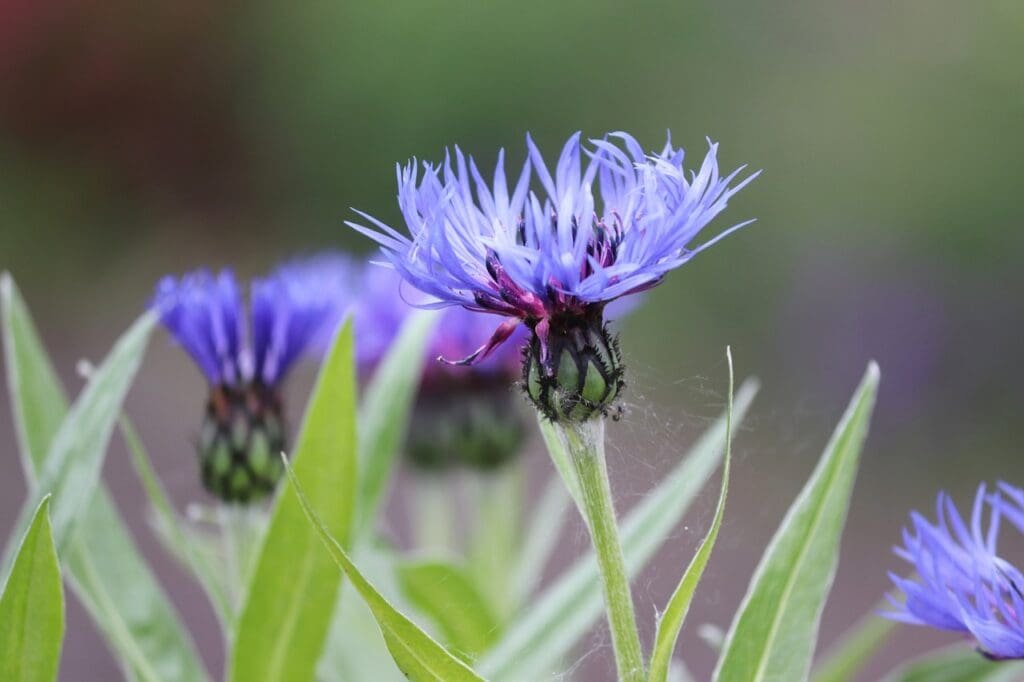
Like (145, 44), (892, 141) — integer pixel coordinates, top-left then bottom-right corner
(559, 419), (645, 682)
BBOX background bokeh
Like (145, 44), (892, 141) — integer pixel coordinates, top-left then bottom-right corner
(2, 1), (1023, 679)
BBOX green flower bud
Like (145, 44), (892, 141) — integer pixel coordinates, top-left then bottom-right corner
(199, 384), (285, 503)
(523, 311), (624, 422)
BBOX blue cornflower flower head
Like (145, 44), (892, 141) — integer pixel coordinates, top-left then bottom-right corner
(349, 131), (758, 421)
(153, 257), (352, 503)
(884, 483), (1024, 660)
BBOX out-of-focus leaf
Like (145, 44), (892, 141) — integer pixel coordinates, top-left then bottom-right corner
(512, 475), (571, 604)
(879, 645), (1024, 682)
(121, 416), (233, 628)
(810, 604), (897, 682)
(714, 363), (879, 682)
(478, 379), (759, 681)
(230, 322), (358, 682)
(0, 274), (66, 483)
(1, 309), (155, 575)
(0, 498), (64, 682)
(648, 349), (735, 682)
(467, 466), (521, 620)
(1, 275), (209, 682)
(284, 458), (486, 682)
(357, 310), (436, 533)
(397, 558), (502, 661)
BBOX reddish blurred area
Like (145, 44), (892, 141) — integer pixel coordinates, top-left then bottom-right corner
(0, 0), (246, 205)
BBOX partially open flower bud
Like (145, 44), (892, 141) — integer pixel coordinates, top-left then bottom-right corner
(199, 384), (285, 503)
(523, 310), (624, 422)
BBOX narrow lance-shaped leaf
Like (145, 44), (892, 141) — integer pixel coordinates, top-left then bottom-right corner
(0, 497), (64, 682)
(713, 363), (880, 682)
(230, 321), (358, 682)
(1, 273), (66, 483)
(512, 475), (572, 604)
(648, 348), (735, 682)
(357, 310), (437, 532)
(121, 416), (233, 628)
(1, 274), (210, 682)
(397, 559), (502, 661)
(317, 548), (411, 682)
(1, 309), (156, 577)
(478, 379), (759, 681)
(283, 457), (487, 682)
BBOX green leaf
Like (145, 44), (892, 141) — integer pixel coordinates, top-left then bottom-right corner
(1, 274), (209, 682)
(397, 558), (502, 661)
(0, 274), (66, 482)
(0, 497), (64, 682)
(714, 363), (879, 682)
(648, 348), (735, 682)
(478, 379), (759, 681)
(810, 603), (897, 682)
(283, 457), (487, 682)
(317, 543), (410, 682)
(1, 310), (155, 575)
(121, 416), (234, 629)
(511, 475), (571, 604)
(357, 310), (437, 532)
(230, 322), (358, 682)
(879, 645), (1024, 682)
(466, 466), (523, 621)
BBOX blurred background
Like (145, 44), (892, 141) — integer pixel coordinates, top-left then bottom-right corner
(1, 0), (1022, 679)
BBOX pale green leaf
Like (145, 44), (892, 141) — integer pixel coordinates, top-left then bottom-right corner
(714, 363), (879, 682)
(879, 645), (1024, 682)
(397, 558), (502, 661)
(0, 274), (66, 483)
(121, 416), (233, 629)
(478, 379), (759, 681)
(357, 310), (437, 532)
(230, 321), (358, 682)
(1, 275), (209, 682)
(284, 458), (487, 682)
(318, 547), (408, 682)
(466, 465), (522, 621)
(810, 604), (896, 682)
(648, 348), (735, 682)
(512, 475), (571, 604)
(1, 309), (155, 574)
(0, 497), (64, 682)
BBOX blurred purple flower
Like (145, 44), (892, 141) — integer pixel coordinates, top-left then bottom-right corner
(351, 264), (527, 385)
(348, 131), (758, 364)
(885, 483), (1024, 660)
(153, 256), (354, 502)
(154, 256), (353, 389)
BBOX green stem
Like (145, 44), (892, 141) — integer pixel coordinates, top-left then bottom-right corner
(560, 419), (645, 682)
